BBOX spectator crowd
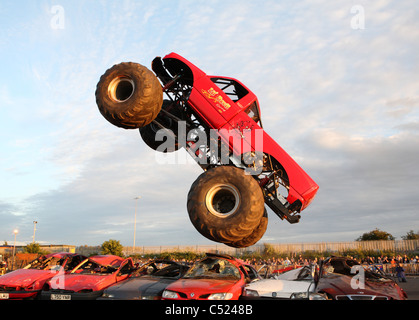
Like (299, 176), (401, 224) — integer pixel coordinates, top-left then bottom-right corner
(241, 254), (418, 268)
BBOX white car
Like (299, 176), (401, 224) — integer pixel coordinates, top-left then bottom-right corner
(242, 265), (327, 300)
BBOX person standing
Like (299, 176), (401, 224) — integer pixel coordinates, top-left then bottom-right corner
(395, 263), (407, 282)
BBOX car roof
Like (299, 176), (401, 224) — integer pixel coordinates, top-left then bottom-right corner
(205, 252), (236, 260)
(44, 252), (82, 259)
(88, 255), (125, 267)
(204, 253), (252, 268)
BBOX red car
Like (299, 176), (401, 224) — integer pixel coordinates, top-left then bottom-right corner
(96, 52), (319, 247)
(162, 253), (260, 300)
(40, 255), (135, 300)
(0, 252), (86, 300)
(315, 256), (408, 300)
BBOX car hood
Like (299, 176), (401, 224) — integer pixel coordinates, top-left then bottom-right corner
(51, 273), (115, 292)
(246, 279), (312, 298)
(103, 276), (177, 299)
(317, 274), (407, 300)
(167, 278), (237, 295)
(0, 269), (59, 288)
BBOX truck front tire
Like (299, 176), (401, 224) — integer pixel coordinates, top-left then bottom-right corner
(187, 166), (265, 245)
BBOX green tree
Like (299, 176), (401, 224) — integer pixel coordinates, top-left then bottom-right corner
(23, 243), (42, 254)
(262, 243), (277, 258)
(100, 239), (124, 257)
(401, 230), (419, 240)
(356, 228), (394, 241)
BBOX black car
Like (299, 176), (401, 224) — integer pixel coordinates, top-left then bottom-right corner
(98, 259), (189, 300)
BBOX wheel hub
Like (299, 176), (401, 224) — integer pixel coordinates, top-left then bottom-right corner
(206, 184), (240, 218)
(108, 76), (135, 102)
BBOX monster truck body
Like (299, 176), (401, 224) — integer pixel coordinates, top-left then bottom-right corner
(96, 52), (319, 248)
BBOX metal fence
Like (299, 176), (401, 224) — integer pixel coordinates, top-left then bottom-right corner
(245, 240), (419, 255)
(123, 239), (419, 256)
(379, 263), (419, 276)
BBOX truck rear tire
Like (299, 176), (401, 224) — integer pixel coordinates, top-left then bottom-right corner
(187, 166), (265, 244)
(225, 209), (268, 248)
(96, 62), (163, 129)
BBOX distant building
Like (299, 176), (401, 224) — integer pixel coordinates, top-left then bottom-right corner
(0, 244), (76, 257)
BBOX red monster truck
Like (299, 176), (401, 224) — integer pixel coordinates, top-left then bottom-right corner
(95, 52), (319, 248)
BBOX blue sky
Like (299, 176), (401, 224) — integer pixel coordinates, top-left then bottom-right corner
(1, 0), (418, 247)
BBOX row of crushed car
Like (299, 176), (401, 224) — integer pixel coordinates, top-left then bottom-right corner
(0, 252), (407, 300)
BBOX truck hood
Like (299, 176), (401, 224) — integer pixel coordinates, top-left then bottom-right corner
(0, 269), (59, 288)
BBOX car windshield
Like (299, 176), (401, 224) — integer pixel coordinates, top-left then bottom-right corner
(132, 261), (185, 278)
(322, 258), (361, 276)
(73, 259), (118, 275)
(275, 266), (313, 281)
(183, 257), (241, 280)
(26, 256), (66, 271)
(295, 266), (314, 281)
(322, 258), (390, 281)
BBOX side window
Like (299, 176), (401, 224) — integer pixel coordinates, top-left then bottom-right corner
(245, 102), (261, 124)
(210, 78), (249, 102)
(119, 261), (134, 275)
(241, 265), (258, 281)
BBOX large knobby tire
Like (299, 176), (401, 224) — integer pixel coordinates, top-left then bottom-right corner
(187, 166), (265, 244)
(226, 209), (268, 248)
(96, 62), (163, 129)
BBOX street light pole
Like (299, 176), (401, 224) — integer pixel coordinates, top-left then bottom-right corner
(32, 221), (38, 243)
(133, 196), (141, 254)
(12, 229), (18, 270)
